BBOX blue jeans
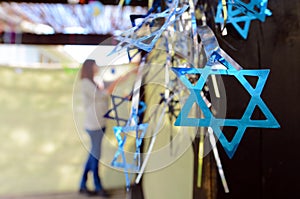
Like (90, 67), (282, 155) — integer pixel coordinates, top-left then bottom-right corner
(80, 128), (105, 191)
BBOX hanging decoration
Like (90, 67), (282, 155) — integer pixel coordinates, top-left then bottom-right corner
(104, 0), (280, 193)
(110, 57), (149, 191)
(215, 0), (272, 39)
(104, 95), (147, 126)
(108, 0), (188, 55)
(172, 26), (280, 158)
(111, 114), (148, 191)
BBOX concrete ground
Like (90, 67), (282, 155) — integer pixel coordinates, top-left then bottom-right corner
(2, 189), (127, 199)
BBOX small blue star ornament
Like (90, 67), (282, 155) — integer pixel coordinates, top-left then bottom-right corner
(172, 26), (279, 158)
(111, 109), (148, 190)
(109, 0), (188, 55)
(103, 95), (130, 126)
(109, 58), (148, 191)
(215, 0), (272, 39)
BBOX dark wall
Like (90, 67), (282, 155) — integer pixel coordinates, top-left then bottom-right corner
(216, 0), (300, 198)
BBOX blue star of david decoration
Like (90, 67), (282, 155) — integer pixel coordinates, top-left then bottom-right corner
(233, 0), (272, 22)
(125, 0), (164, 61)
(111, 100), (148, 191)
(103, 95), (130, 126)
(159, 92), (180, 120)
(171, 51), (280, 158)
(104, 94), (147, 126)
(215, 0), (272, 39)
(109, 1), (189, 55)
(111, 110), (148, 190)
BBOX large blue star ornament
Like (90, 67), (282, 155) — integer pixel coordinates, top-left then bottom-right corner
(171, 54), (279, 158)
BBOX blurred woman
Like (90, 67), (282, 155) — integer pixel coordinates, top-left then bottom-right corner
(79, 59), (111, 197)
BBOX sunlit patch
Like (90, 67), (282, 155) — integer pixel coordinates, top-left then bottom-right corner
(40, 142), (56, 154)
(10, 129), (30, 146)
(59, 165), (73, 176)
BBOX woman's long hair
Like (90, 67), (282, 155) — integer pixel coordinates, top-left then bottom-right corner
(80, 59), (96, 84)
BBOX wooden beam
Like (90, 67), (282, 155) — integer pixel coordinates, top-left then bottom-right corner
(0, 0), (148, 6)
(0, 32), (117, 45)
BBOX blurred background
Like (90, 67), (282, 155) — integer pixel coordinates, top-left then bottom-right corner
(0, 1), (194, 198)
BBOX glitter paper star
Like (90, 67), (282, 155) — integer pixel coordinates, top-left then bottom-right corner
(103, 95), (130, 126)
(171, 51), (279, 158)
(159, 92), (181, 120)
(108, 1), (189, 55)
(104, 94), (147, 126)
(111, 110), (148, 190)
(215, 0), (272, 39)
(233, 0), (272, 22)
